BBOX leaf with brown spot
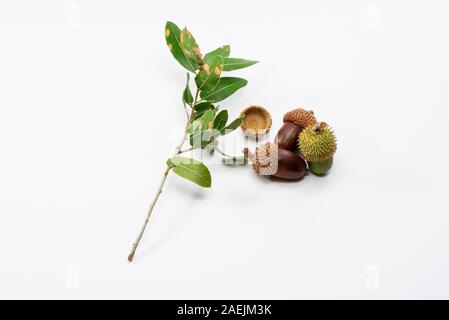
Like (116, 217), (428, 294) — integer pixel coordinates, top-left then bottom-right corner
(194, 55), (223, 91)
(165, 21), (198, 72)
(189, 110), (217, 149)
(199, 109), (215, 131)
(180, 27), (203, 67)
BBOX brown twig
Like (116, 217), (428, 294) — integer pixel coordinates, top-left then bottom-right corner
(128, 90), (198, 262)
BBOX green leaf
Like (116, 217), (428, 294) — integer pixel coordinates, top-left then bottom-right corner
(189, 132), (205, 149)
(189, 130), (202, 148)
(202, 128), (221, 143)
(193, 103), (217, 120)
(189, 109), (222, 149)
(188, 119), (201, 134)
(182, 73), (193, 105)
(200, 77), (248, 102)
(204, 45), (231, 61)
(189, 129), (219, 149)
(167, 156), (211, 188)
(194, 110), (213, 120)
(223, 58), (258, 71)
(189, 110), (214, 148)
(180, 27), (203, 68)
(195, 55), (224, 91)
(222, 116), (244, 135)
(194, 101), (213, 113)
(165, 21), (198, 72)
(213, 110), (228, 132)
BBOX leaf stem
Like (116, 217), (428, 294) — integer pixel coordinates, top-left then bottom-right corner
(128, 89), (199, 262)
(193, 89), (200, 107)
(215, 147), (236, 158)
(182, 102), (190, 120)
(215, 147), (246, 164)
(179, 147), (194, 154)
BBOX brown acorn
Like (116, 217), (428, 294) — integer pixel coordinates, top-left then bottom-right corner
(274, 122), (302, 151)
(245, 143), (307, 180)
(275, 108), (317, 151)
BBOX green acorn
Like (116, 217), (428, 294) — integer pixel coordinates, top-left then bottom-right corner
(299, 122), (337, 176)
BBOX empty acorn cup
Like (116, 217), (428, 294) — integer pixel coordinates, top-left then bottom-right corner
(240, 105), (272, 137)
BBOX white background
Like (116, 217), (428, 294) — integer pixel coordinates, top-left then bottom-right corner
(1, 0), (448, 299)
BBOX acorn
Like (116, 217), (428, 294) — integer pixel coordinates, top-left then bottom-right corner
(245, 143), (307, 180)
(299, 122), (337, 176)
(275, 108), (317, 151)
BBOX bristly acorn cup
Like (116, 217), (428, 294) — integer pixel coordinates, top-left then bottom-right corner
(245, 143), (307, 180)
(299, 122), (337, 176)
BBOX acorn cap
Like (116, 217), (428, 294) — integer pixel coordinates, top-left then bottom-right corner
(283, 108), (317, 130)
(245, 143), (308, 180)
(247, 143), (278, 176)
(299, 122), (337, 162)
(240, 105), (272, 137)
